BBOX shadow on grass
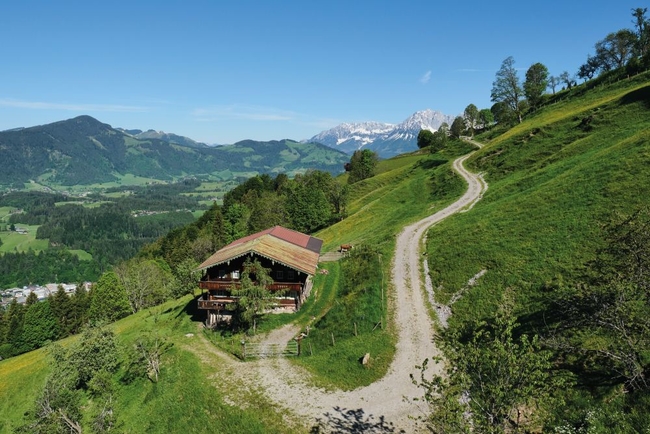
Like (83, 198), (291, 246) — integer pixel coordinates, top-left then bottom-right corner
(620, 85), (650, 108)
(309, 407), (405, 433)
(176, 293), (204, 323)
(416, 158), (447, 170)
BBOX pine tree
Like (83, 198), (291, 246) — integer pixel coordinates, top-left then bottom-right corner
(88, 271), (131, 323)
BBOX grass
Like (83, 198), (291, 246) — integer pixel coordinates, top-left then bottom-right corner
(0, 224), (48, 253)
(0, 296), (303, 434)
(0, 346), (50, 433)
(425, 75), (650, 327)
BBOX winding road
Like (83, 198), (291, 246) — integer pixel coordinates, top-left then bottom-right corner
(191, 140), (487, 432)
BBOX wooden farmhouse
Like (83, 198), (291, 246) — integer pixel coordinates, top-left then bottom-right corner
(196, 226), (323, 326)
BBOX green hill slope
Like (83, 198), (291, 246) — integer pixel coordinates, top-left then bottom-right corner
(3, 74), (649, 432)
(427, 73), (650, 323)
(0, 116), (349, 188)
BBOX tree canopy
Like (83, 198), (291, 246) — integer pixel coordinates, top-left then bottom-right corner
(491, 56), (524, 124)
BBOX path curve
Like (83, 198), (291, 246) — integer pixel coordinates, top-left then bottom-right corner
(198, 141), (486, 432)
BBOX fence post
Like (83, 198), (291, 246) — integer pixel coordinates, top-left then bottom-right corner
(241, 340), (246, 359)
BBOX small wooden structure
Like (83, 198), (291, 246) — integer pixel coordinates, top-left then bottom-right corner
(196, 226), (323, 327)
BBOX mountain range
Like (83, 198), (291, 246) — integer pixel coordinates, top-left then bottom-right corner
(308, 109), (456, 158)
(116, 128), (210, 148)
(0, 116), (349, 188)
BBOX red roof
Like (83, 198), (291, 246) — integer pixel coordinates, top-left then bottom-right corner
(224, 226), (322, 253)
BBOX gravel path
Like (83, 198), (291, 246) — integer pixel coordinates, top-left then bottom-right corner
(193, 143), (486, 433)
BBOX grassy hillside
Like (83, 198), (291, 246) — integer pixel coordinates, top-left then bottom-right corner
(5, 73), (647, 431)
(0, 296), (301, 434)
(0, 141), (472, 432)
(426, 73), (650, 323)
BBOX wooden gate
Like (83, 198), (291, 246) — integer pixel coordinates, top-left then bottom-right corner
(242, 340), (299, 359)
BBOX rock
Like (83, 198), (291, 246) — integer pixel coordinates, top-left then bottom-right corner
(362, 353), (370, 366)
(185, 333), (194, 338)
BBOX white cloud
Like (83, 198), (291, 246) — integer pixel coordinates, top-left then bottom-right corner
(0, 98), (149, 112)
(420, 70), (432, 84)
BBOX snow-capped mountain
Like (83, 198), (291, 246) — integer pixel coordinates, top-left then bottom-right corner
(309, 109), (456, 158)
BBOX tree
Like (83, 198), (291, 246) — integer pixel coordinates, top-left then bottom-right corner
(49, 285), (72, 338)
(131, 332), (171, 382)
(88, 271), (131, 323)
(429, 124), (449, 153)
(491, 56), (524, 123)
(463, 104), (479, 137)
(414, 290), (566, 433)
(556, 209), (650, 392)
(17, 325), (120, 433)
(232, 258), (275, 334)
(578, 55), (601, 81)
(328, 181), (349, 221)
(548, 76), (560, 94)
(450, 116), (465, 138)
(247, 190), (289, 233)
(114, 258), (174, 313)
(21, 300), (59, 352)
(172, 258), (200, 298)
(69, 325), (120, 388)
(286, 174), (332, 233)
(478, 108), (494, 130)
(417, 129), (435, 149)
(559, 71), (576, 90)
(523, 62), (549, 110)
(347, 149), (378, 184)
(631, 7), (649, 57)
(595, 30), (637, 71)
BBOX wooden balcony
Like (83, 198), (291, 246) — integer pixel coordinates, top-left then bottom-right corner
(197, 298), (236, 310)
(199, 280), (303, 292)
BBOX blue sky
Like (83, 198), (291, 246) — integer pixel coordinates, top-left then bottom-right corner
(0, 1), (643, 144)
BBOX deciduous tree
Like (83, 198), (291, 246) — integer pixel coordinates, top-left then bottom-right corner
(417, 129), (435, 149)
(478, 108), (494, 129)
(414, 290), (567, 433)
(463, 104), (479, 136)
(347, 149), (378, 184)
(523, 62), (549, 110)
(450, 116), (465, 138)
(548, 75), (560, 94)
(115, 258), (174, 314)
(595, 29), (637, 71)
(491, 56), (524, 123)
(232, 258), (275, 334)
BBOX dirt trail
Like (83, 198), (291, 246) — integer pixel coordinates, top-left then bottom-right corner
(193, 141), (486, 432)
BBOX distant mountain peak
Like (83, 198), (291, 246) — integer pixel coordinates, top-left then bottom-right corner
(309, 109), (455, 158)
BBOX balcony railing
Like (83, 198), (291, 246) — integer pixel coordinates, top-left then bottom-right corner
(198, 280), (302, 292)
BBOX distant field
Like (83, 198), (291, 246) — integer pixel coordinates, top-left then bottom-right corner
(68, 249), (93, 261)
(0, 207), (15, 222)
(0, 225), (48, 253)
(55, 201), (110, 208)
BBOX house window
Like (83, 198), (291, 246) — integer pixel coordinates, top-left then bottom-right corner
(218, 269), (227, 279)
(287, 270), (295, 280)
(232, 270), (240, 279)
(276, 270), (284, 280)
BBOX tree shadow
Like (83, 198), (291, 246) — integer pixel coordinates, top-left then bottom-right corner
(176, 293), (204, 323)
(417, 158), (447, 170)
(309, 407), (405, 434)
(620, 85), (650, 108)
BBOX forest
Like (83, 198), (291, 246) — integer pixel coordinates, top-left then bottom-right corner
(0, 149), (378, 362)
